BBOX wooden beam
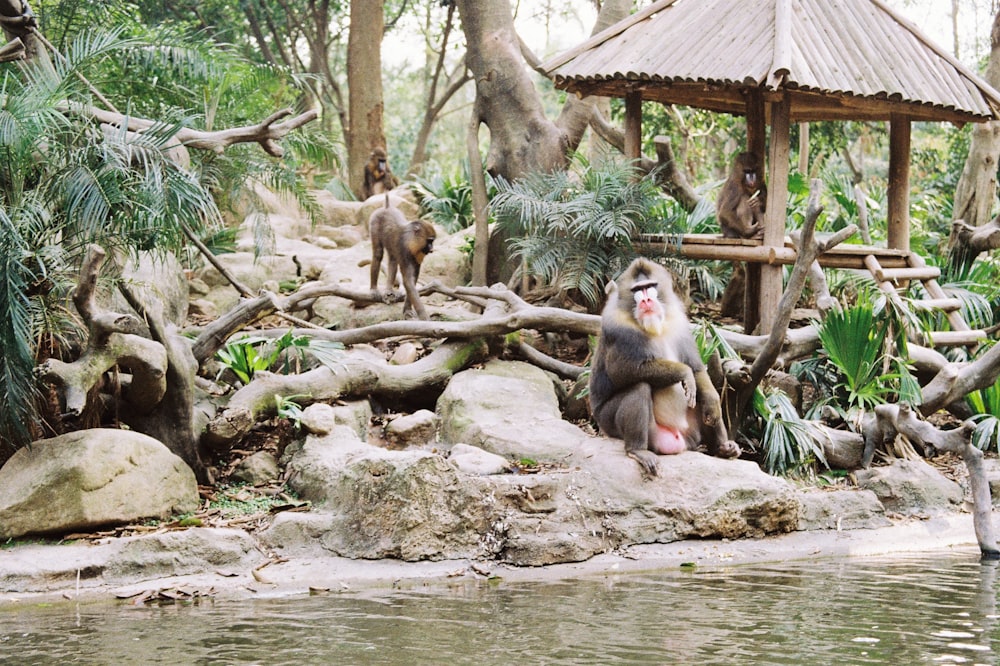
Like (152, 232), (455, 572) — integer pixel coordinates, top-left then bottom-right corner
(760, 94), (791, 334)
(798, 122), (809, 175)
(888, 114), (911, 251)
(744, 88), (767, 334)
(624, 89), (642, 161)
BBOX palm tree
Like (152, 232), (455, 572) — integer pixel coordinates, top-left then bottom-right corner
(0, 32), (223, 455)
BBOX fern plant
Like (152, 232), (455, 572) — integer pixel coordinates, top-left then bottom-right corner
(812, 293), (920, 419)
(490, 154), (662, 309)
(754, 387), (827, 476)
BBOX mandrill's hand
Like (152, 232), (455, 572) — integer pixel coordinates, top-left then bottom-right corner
(629, 449), (660, 477)
(681, 367), (697, 408)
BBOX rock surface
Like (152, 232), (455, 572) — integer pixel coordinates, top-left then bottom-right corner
(0, 430), (199, 539)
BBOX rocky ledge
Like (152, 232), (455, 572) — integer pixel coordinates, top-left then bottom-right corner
(2, 359), (990, 603)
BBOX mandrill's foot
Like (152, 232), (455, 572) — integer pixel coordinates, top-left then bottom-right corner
(628, 449), (660, 477)
(714, 440), (741, 459)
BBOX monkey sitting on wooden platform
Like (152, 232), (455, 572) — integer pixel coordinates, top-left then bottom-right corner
(717, 151), (767, 319)
(588, 257), (739, 476)
(368, 195), (436, 320)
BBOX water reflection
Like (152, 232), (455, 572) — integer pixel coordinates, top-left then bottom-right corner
(2, 551), (999, 665)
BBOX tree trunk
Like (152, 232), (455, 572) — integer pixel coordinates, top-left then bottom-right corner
(952, 10), (1000, 239)
(348, 0), (386, 199)
(550, 0), (632, 156)
(455, 0), (568, 179)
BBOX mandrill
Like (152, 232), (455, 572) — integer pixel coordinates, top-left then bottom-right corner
(368, 195), (436, 320)
(588, 258), (739, 476)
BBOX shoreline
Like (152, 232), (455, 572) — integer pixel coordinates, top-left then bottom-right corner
(0, 512), (984, 606)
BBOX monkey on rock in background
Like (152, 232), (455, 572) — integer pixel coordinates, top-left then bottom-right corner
(588, 258), (740, 476)
(363, 146), (399, 200)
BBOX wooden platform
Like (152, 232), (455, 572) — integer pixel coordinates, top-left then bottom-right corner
(634, 233), (911, 269)
(634, 233), (985, 347)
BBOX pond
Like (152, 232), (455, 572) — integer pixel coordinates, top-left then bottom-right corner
(2, 550), (998, 665)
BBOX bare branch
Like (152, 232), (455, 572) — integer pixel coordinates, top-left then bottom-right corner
(68, 104), (319, 157)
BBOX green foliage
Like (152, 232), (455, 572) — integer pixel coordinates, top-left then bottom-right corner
(754, 387), (826, 476)
(412, 159), (494, 233)
(490, 154), (663, 309)
(274, 394), (308, 430)
(966, 341), (1000, 452)
(215, 330), (344, 386)
(216, 336), (275, 386)
(0, 29), (231, 450)
(811, 294), (920, 418)
(653, 194), (729, 301)
(693, 320), (824, 476)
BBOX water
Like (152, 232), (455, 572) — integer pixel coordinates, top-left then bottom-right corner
(3, 551), (999, 665)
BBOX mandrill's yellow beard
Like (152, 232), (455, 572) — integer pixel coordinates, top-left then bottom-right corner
(636, 311), (665, 336)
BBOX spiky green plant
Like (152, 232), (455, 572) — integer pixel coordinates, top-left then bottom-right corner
(490, 154), (663, 309)
(813, 294), (920, 417)
(754, 387), (827, 476)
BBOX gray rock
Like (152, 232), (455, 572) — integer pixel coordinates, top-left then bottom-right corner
(187, 298), (218, 320)
(796, 488), (891, 530)
(0, 430), (199, 539)
(280, 427), (491, 560)
(385, 410), (439, 449)
(448, 443), (512, 475)
(0, 528), (260, 593)
(230, 451), (280, 486)
(299, 401), (371, 439)
(389, 342), (420, 365)
(854, 459), (963, 515)
(437, 360), (584, 461)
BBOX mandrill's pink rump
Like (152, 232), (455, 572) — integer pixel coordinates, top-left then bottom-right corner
(652, 424), (686, 455)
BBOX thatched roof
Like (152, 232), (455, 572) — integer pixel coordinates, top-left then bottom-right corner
(542, 0), (1000, 124)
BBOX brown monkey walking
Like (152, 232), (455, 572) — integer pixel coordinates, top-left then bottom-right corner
(588, 258), (739, 476)
(717, 151), (767, 318)
(363, 146), (399, 200)
(368, 196), (436, 320)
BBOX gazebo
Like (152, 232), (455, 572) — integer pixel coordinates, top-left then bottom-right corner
(542, 0), (1000, 338)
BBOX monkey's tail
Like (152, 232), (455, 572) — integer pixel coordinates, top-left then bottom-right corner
(384, 192), (390, 209)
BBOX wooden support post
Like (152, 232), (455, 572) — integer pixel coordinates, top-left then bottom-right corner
(759, 94), (791, 334)
(743, 88), (766, 333)
(888, 114), (911, 252)
(624, 89), (642, 162)
(798, 123), (809, 175)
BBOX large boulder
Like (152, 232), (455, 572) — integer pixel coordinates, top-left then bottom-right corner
(265, 360), (801, 566)
(437, 360), (583, 461)
(275, 424), (491, 561)
(854, 458), (964, 515)
(0, 430), (199, 539)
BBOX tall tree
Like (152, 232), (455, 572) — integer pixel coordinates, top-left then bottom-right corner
(406, 1), (471, 177)
(455, 0), (568, 179)
(347, 0), (386, 199)
(952, 9), (1000, 232)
